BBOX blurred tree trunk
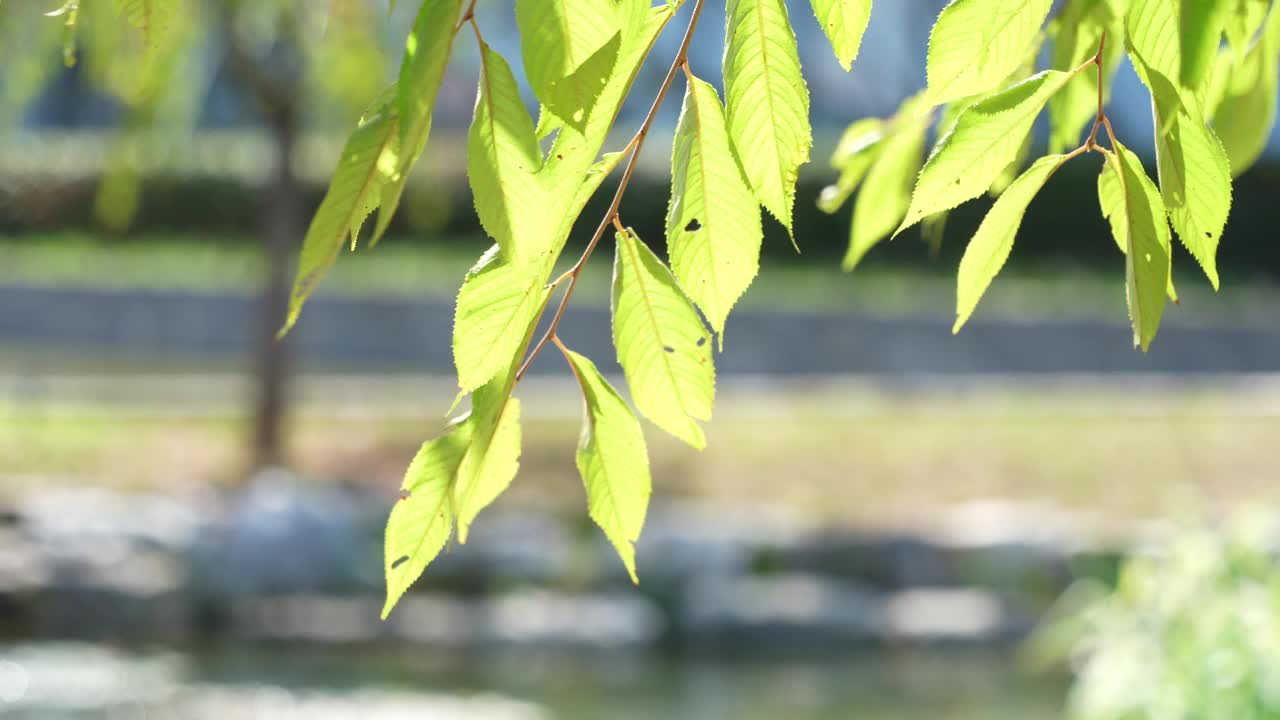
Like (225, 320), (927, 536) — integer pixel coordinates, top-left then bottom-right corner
(253, 103), (299, 469)
(223, 5), (302, 470)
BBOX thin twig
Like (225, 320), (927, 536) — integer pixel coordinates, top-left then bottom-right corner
(515, 0), (706, 382)
(455, 0), (479, 33)
(1084, 31), (1108, 150)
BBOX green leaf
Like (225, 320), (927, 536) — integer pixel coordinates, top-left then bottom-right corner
(1127, 0), (1181, 103)
(1127, 3), (1233, 289)
(809, 0), (873, 71)
(723, 0), (812, 236)
(385, 0), (466, 244)
(541, 3), (674, 242)
(468, 40), (549, 268)
(1224, 0), (1270, 59)
(452, 247), (549, 394)
(453, 385), (523, 544)
(955, 154), (1067, 332)
(845, 110), (927, 270)
(899, 70), (1072, 234)
(113, 0), (173, 49)
(1181, 0), (1230, 88)
(284, 94), (401, 333)
(516, 0), (622, 128)
(1098, 143), (1171, 351)
(817, 118), (883, 213)
(1213, 4), (1280, 175)
(667, 75), (763, 336)
(1131, 64), (1232, 290)
(925, 0), (1053, 106)
(612, 228), (715, 450)
(1047, 0), (1122, 153)
(382, 418), (472, 618)
(562, 348), (651, 583)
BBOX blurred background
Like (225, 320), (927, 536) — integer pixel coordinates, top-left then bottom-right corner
(2, 0), (1280, 718)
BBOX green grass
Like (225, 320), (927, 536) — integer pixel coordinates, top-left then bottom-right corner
(3, 232), (1277, 323)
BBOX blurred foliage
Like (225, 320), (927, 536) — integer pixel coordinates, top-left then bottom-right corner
(1033, 509), (1280, 719)
(0, 0), (397, 229)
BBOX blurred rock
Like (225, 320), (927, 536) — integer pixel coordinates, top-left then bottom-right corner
(173, 687), (547, 720)
(426, 511), (573, 589)
(680, 573), (883, 647)
(190, 467), (378, 598)
(628, 501), (809, 587)
(882, 588), (1024, 643)
(388, 590), (664, 649)
(778, 531), (953, 589)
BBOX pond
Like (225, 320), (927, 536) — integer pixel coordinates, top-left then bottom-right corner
(1, 641), (1067, 719)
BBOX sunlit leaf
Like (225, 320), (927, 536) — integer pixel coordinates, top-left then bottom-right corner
(809, 0), (872, 71)
(612, 228), (715, 449)
(562, 348), (651, 583)
(452, 247), (549, 394)
(1213, 4), (1280, 175)
(516, 0), (622, 128)
(845, 105), (927, 270)
(1223, 0), (1270, 60)
(925, 0), (1053, 106)
(453, 384), (523, 543)
(1098, 143), (1171, 351)
(468, 39), (549, 268)
(284, 93), (400, 332)
(954, 154), (1067, 332)
(899, 70), (1072, 233)
(382, 418), (471, 618)
(817, 118), (883, 213)
(1181, 0), (1230, 88)
(723, 0), (812, 236)
(382, 0), (466, 244)
(667, 75), (763, 336)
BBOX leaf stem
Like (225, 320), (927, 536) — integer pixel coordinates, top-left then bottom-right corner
(515, 0), (706, 383)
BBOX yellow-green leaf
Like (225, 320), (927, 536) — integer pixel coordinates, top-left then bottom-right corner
(284, 94), (400, 333)
(899, 70), (1072, 234)
(1181, 0), (1230, 88)
(925, 0), (1053, 106)
(468, 40), (548, 268)
(809, 0), (872, 71)
(612, 228), (715, 450)
(453, 385), (523, 544)
(383, 0), (466, 244)
(516, 0), (622, 128)
(1213, 3), (1280, 175)
(382, 418), (472, 618)
(845, 110), (927, 270)
(563, 348), (651, 584)
(818, 118), (884, 213)
(954, 154), (1067, 332)
(667, 75), (763, 336)
(1098, 143), (1171, 351)
(453, 247), (549, 394)
(723, 0), (812, 235)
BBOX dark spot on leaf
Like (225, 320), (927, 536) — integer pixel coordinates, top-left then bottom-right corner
(1205, 231), (1212, 238)
(685, 218), (702, 232)
(697, 337), (707, 347)
(556, 154), (563, 160)
(391, 556), (410, 570)
(663, 346), (675, 353)
(954, 179), (961, 185)
(398, 489), (411, 501)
